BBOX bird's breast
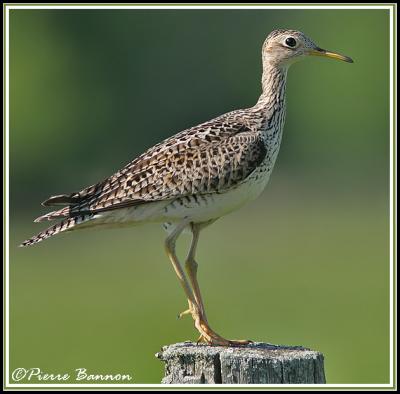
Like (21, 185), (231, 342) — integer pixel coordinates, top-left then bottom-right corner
(161, 163), (273, 224)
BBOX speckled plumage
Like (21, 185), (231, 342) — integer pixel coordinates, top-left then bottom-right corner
(21, 50), (288, 247)
(20, 29), (353, 347)
(20, 27), (351, 251)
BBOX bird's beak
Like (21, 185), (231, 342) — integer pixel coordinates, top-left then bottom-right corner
(308, 47), (354, 63)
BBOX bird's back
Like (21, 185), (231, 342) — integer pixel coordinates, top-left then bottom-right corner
(20, 106), (282, 246)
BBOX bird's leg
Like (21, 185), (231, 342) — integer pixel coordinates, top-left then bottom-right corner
(165, 218), (199, 321)
(185, 224), (208, 323)
(184, 223), (252, 347)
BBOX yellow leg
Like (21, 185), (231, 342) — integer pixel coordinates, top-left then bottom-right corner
(185, 224), (208, 323)
(183, 223), (252, 347)
(165, 219), (198, 317)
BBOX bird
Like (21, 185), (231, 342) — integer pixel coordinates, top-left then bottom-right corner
(20, 29), (353, 346)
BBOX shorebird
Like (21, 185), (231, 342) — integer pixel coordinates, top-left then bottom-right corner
(21, 30), (353, 346)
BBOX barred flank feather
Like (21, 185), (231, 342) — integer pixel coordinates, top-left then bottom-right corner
(19, 214), (94, 247)
(41, 194), (80, 207)
(34, 206), (71, 222)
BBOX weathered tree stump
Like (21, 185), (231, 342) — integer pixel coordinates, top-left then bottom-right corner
(156, 341), (326, 384)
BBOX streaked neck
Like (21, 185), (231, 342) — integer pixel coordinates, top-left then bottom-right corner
(255, 64), (288, 109)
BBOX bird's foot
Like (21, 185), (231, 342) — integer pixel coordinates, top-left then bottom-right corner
(177, 308), (191, 319)
(178, 304), (208, 323)
(194, 316), (251, 347)
(179, 303), (250, 346)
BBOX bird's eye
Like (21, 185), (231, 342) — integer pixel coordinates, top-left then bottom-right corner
(285, 37), (297, 48)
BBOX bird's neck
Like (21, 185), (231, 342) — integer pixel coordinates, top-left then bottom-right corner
(252, 64), (288, 135)
(255, 64), (288, 110)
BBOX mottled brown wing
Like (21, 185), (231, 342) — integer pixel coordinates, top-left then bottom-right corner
(82, 136), (265, 213)
(66, 118), (266, 215)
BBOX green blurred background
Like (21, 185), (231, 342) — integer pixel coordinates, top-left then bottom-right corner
(9, 9), (390, 384)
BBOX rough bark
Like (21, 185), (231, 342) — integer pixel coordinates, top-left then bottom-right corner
(156, 341), (326, 384)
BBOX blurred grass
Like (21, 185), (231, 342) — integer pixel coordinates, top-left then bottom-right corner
(10, 177), (390, 384)
(8, 8), (390, 384)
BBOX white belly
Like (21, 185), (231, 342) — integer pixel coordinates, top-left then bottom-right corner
(162, 168), (271, 223)
(78, 164), (273, 231)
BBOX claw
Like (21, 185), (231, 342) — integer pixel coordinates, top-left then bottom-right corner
(196, 334), (206, 344)
(177, 308), (191, 319)
(228, 339), (253, 347)
(193, 317), (252, 347)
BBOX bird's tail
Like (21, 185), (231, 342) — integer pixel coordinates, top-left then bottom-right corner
(20, 184), (104, 247)
(33, 206), (71, 222)
(41, 193), (80, 207)
(19, 214), (94, 247)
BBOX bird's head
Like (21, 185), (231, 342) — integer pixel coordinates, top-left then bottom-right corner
(262, 29), (353, 68)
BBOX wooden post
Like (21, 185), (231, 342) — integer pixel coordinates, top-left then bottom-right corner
(156, 341), (326, 384)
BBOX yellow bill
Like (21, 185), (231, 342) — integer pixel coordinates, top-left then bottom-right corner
(309, 47), (354, 63)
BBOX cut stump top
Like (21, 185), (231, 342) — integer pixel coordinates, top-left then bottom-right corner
(156, 341), (326, 384)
